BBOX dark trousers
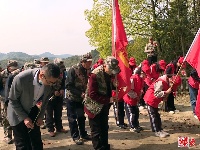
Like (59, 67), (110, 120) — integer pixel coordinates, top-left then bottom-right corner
(188, 84), (198, 114)
(12, 106), (43, 150)
(167, 92), (176, 111)
(113, 101), (125, 125)
(89, 105), (110, 150)
(46, 96), (63, 132)
(66, 100), (87, 140)
(124, 103), (139, 128)
(139, 83), (149, 106)
(147, 55), (157, 65)
(146, 104), (162, 132)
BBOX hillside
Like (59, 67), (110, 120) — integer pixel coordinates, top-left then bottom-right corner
(0, 50), (99, 68)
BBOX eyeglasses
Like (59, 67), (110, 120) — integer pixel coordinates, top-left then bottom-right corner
(43, 75), (56, 86)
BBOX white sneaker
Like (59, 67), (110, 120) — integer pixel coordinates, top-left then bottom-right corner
(194, 115), (198, 120)
(155, 131), (167, 138)
(130, 128), (140, 133)
(139, 106), (144, 111)
(169, 111), (175, 114)
(161, 130), (170, 136)
(174, 110), (180, 113)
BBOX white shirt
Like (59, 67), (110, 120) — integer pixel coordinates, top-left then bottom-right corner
(33, 70), (44, 106)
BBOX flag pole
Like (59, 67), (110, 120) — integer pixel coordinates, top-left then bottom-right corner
(161, 29), (200, 112)
(112, 0), (119, 124)
(183, 28), (200, 62)
(172, 28), (200, 87)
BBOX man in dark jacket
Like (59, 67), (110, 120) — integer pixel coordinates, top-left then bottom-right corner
(66, 53), (92, 145)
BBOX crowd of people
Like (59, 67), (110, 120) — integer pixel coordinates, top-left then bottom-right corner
(0, 37), (199, 150)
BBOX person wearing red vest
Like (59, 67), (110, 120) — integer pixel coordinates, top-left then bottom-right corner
(123, 67), (145, 133)
(138, 60), (151, 109)
(144, 67), (172, 138)
(166, 56), (185, 114)
(129, 57), (137, 74)
(188, 69), (200, 119)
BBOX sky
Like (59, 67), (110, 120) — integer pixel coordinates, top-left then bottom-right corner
(0, 0), (94, 55)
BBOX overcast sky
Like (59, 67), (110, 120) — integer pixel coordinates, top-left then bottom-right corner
(0, 0), (94, 55)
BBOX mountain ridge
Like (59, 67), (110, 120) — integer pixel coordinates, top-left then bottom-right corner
(0, 52), (72, 61)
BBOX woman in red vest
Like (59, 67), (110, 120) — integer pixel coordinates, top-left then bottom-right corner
(144, 67), (172, 138)
(123, 67), (146, 133)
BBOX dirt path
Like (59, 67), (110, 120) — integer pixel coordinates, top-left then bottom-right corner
(0, 95), (200, 150)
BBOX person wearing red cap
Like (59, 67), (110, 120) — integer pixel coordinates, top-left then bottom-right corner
(129, 57), (137, 73)
(144, 67), (172, 138)
(123, 67), (146, 133)
(138, 60), (151, 110)
(166, 56), (185, 114)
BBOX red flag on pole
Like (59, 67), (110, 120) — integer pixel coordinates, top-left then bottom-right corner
(184, 28), (200, 120)
(185, 28), (200, 76)
(112, 0), (131, 99)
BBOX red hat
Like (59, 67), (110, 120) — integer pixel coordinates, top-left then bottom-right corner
(129, 57), (136, 66)
(165, 64), (174, 75)
(142, 60), (149, 66)
(178, 57), (184, 64)
(97, 58), (104, 65)
(178, 57), (186, 68)
(158, 60), (166, 70)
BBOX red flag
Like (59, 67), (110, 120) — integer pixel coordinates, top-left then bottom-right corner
(185, 28), (200, 120)
(112, 0), (131, 99)
(185, 28), (200, 76)
(195, 85), (200, 120)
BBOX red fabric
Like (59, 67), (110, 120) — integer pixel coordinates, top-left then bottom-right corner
(188, 76), (200, 89)
(123, 74), (143, 106)
(93, 63), (98, 69)
(171, 75), (182, 92)
(185, 29), (200, 77)
(144, 76), (169, 108)
(112, 0), (131, 99)
(151, 64), (160, 80)
(88, 74), (110, 105)
(195, 85), (200, 120)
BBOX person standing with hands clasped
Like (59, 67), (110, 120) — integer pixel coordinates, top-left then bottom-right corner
(144, 67), (173, 138)
(7, 63), (60, 150)
(84, 56), (121, 150)
(66, 53), (92, 145)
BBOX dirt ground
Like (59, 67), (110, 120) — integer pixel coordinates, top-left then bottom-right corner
(1, 95), (200, 150)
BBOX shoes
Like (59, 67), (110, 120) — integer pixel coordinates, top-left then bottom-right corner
(155, 131), (168, 138)
(74, 139), (83, 145)
(4, 137), (13, 144)
(117, 124), (127, 129)
(194, 115), (198, 120)
(130, 128), (140, 133)
(139, 106), (145, 111)
(137, 126), (144, 131)
(40, 124), (46, 129)
(82, 134), (92, 140)
(161, 130), (170, 136)
(168, 111), (175, 114)
(174, 110), (180, 112)
(49, 132), (55, 137)
(56, 128), (68, 133)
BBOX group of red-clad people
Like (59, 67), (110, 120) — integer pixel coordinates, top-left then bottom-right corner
(92, 56), (189, 138)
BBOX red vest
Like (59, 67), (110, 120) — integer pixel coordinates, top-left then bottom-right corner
(123, 74), (143, 106)
(144, 75), (169, 108)
(188, 76), (199, 89)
